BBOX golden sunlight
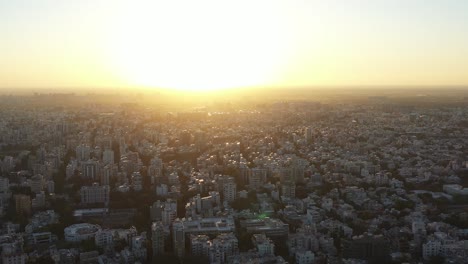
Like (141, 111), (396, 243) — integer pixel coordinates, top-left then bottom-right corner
(107, 1), (291, 92)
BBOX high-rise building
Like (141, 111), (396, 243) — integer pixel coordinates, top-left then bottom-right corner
(190, 233), (238, 263)
(100, 165), (112, 186)
(75, 145), (91, 162)
(172, 217), (236, 259)
(152, 222), (165, 256)
(31, 192), (45, 209)
(281, 181), (296, 200)
(29, 174), (44, 194)
(210, 233), (238, 263)
(47, 180), (55, 194)
(95, 229), (113, 248)
(249, 168), (267, 190)
(102, 149), (114, 165)
(190, 234), (210, 256)
(341, 235), (389, 261)
(295, 250), (315, 264)
(252, 234), (275, 256)
(132, 233), (147, 262)
(304, 127), (313, 143)
(131, 172), (143, 191)
(173, 221), (185, 258)
(150, 201), (163, 221)
(223, 178), (237, 203)
(162, 206), (177, 226)
(15, 194), (31, 216)
(81, 159), (100, 180)
(0, 177), (9, 194)
(80, 183), (109, 205)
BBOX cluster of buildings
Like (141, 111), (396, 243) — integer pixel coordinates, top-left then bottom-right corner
(0, 95), (467, 263)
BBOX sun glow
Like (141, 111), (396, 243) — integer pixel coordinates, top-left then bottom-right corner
(108, 1), (291, 92)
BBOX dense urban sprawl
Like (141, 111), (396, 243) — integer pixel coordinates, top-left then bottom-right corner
(0, 94), (467, 264)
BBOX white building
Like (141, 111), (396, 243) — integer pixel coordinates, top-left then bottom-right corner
(422, 240), (442, 260)
(295, 250), (315, 264)
(252, 234), (275, 256)
(64, 223), (101, 242)
(95, 229), (113, 248)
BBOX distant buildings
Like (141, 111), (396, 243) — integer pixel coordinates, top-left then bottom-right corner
(223, 177), (237, 203)
(14, 194), (31, 216)
(81, 160), (99, 180)
(172, 217), (236, 258)
(252, 234), (275, 256)
(80, 183), (109, 205)
(64, 223), (101, 242)
(443, 184), (468, 196)
(240, 218), (289, 238)
(341, 235), (389, 261)
(151, 221), (165, 256)
(190, 233), (239, 263)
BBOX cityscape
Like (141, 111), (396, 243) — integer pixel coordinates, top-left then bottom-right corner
(0, 91), (467, 263)
(2, 0), (468, 263)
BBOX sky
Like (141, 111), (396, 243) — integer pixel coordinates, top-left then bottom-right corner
(1, 0), (468, 91)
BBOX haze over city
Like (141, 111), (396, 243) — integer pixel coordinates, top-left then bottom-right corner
(1, 0), (468, 93)
(1, 1), (468, 264)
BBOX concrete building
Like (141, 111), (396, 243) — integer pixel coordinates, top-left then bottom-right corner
(210, 233), (239, 263)
(173, 221), (185, 258)
(64, 223), (101, 242)
(223, 178), (237, 203)
(131, 172), (143, 191)
(295, 250), (315, 264)
(1, 242), (27, 264)
(29, 174), (44, 194)
(95, 229), (113, 248)
(341, 235), (389, 262)
(281, 181), (296, 200)
(249, 168), (267, 190)
(76, 144), (91, 162)
(172, 217), (235, 258)
(190, 234), (210, 256)
(252, 234), (275, 256)
(80, 183), (109, 205)
(240, 218), (289, 237)
(102, 149), (114, 165)
(0, 177), (9, 194)
(152, 221), (165, 256)
(15, 194), (31, 216)
(81, 159), (99, 180)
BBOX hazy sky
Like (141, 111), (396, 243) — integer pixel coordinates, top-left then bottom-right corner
(1, 0), (468, 91)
